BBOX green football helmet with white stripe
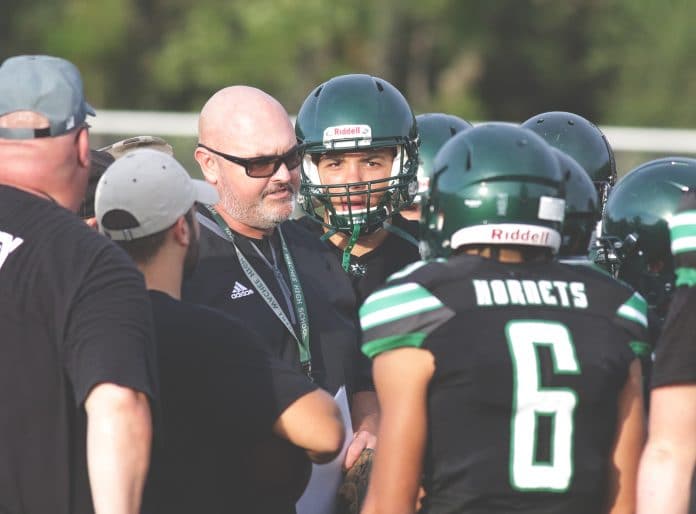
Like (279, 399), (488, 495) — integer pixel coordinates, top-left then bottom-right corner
(421, 123), (567, 258)
(599, 157), (696, 316)
(295, 74), (419, 235)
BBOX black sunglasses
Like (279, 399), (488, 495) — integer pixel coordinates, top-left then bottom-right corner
(197, 143), (303, 178)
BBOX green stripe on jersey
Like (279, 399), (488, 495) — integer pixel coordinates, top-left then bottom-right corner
(387, 260), (429, 282)
(360, 282), (444, 331)
(616, 292), (648, 328)
(362, 332), (427, 358)
(670, 211), (696, 254)
(676, 267), (696, 287)
(386, 258), (446, 282)
(629, 341), (651, 358)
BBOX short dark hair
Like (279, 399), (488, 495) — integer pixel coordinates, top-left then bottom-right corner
(110, 208), (195, 264)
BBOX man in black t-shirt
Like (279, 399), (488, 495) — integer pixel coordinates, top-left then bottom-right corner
(361, 124), (646, 514)
(0, 55), (156, 514)
(637, 191), (696, 514)
(96, 149), (345, 514)
(188, 85), (377, 470)
(295, 74), (422, 305)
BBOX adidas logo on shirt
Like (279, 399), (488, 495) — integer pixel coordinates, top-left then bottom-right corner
(230, 281), (254, 299)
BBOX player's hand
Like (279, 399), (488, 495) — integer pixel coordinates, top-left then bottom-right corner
(344, 430), (376, 469)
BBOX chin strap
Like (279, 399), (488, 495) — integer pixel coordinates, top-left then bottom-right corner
(341, 224), (363, 272)
(319, 227), (338, 242)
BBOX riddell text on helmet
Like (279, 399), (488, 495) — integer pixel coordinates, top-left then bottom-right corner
(490, 228), (549, 245)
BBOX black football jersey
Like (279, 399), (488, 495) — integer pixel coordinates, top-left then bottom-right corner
(297, 214), (421, 305)
(360, 255), (648, 514)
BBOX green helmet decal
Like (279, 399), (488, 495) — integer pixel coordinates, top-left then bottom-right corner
(414, 113), (473, 201)
(521, 111), (616, 213)
(421, 123), (566, 259)
(295, 74), (418, 235)
(552, 148), (600, 258)
(599, 157), (696, 313)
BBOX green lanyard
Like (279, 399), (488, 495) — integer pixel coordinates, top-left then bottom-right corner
(206, 206), (312, 379)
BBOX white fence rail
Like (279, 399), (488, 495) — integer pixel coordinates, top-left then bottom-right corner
(89, 110), (696, 154)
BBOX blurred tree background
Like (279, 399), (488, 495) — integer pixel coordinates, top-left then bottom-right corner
(3, 0), (695, 173)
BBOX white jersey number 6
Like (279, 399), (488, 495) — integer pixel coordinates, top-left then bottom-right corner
(506, 320), (581, 491)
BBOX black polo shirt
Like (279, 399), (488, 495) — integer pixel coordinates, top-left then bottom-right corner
(183, 208), (368, 396)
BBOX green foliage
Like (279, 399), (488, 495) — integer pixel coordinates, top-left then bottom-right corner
(3, 0), (696, 129)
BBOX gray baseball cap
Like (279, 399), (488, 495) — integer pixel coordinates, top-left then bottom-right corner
(0, 55), (95, 139)
(96, 149), (218, 241)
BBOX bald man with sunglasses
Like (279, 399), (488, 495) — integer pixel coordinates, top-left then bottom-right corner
(186, 87), (377, 475)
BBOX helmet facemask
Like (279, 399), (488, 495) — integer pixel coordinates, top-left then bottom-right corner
(300, 141), (418, 236)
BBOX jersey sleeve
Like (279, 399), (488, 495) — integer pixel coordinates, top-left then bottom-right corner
(360, 280), (455, 359)
(652, 286), (696, 387)
(613, 291), (651, 358)
(64, 243), (158, 407)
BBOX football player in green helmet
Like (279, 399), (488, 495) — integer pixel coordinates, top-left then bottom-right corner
(552, 148), (600, 261)
(296, 74), (421, 303)
(400, 113), (473, 222)
(361, 123), (645, 514)
(599, 157), (696, 324)
(521, 111), (616, 215)
(421, 123), (566, 259)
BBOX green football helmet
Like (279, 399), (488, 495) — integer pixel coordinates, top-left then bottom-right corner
(414, 113), (473, 202)
(599, 157), (696, 317)
(552, 148), (600, 258)
(521, 111), (616, 214)
(296, 74), (418, 236)
(421, 123), (566, 259)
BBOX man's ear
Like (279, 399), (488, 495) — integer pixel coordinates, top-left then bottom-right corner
(77, 127), (90, 170)
(172, 215), (191, 247)
(85, 217), (98, 230)
(194, 146), (219, 185)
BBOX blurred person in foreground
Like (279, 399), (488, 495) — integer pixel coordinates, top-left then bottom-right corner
(637, 189), (696, 514)
(360, 124), (645, 514)
(96, 149), (344, 514)
(0, 55), (156, 514)
(188, 86), (375, 471)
